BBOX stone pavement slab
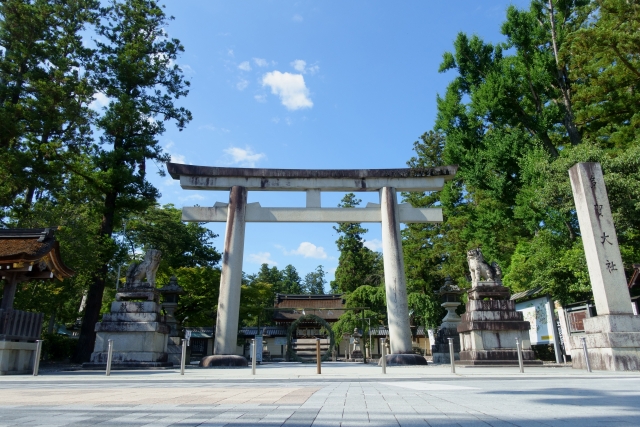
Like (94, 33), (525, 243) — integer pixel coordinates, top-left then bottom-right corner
(1, 363), (639, 426)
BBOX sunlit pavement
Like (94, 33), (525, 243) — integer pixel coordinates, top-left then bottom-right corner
(1, 362), (639, 426)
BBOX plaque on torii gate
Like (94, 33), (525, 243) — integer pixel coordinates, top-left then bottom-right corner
(167, 163), (458, 366)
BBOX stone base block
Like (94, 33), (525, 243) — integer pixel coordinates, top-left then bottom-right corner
(378, 354), (428, 366)
(459, 349), (541, 365)
(101, 312), (160, 322)
(200, 355), (248, 368)
(93, 331), (168, 354)
(569, 315), (640, 371)
(0, 341), (36, 375)
(571, 345), (640, 371)
(90, 351), (168, 364)
(82, 361), (173, 370)
(110, 301), (159, 313)
(167, 338), (182, 365)
(432, 352), (460, 364)
(95, 321), (169, 334)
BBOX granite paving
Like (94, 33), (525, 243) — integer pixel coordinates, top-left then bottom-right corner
(0, 363), (639, 426)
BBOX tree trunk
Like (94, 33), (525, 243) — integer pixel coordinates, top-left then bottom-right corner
(73, 190), (117, 363)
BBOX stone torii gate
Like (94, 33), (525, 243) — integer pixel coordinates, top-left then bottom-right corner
(167, 163), (457, 365)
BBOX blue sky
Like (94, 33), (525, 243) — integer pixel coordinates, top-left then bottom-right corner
(144, 1), (530, 288)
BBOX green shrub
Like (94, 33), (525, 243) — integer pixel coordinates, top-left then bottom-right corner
(41, 333), (77, 361)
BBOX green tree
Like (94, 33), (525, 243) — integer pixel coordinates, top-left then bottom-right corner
(248, 264), (283, 291)
(568, 0), (640, 149)
(0, 0), (97, 216)
(401, 131), (448, 327)
(280, 264), (303, 294)
(75, 0), (191, 362)
(330, 193), (383, 293)
(124, 204), (220, 276)
(303, 265), (327, 295)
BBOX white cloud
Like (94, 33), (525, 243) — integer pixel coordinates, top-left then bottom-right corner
(271, 117), (280, 124)
(292, 14), (303, 22)
(284, 242), (328, 259)
(165, 141), (186, 164)
(179, 193), (205, 202)
(199, 124), (216, 131)
(291, 59), (306, 73)
(253, 58), (268, 67)
(249, 252), (277, 266)
(90, 92), (109, 110)
(223, 146), (266, 167)
(254, 94), (267, 103)
(227, 49), (234, 57)
(236, 78), (249, 91)
(238, 61), (251, 71)
(180, 64), (195, 74)
(262, 71), (313, 110)
(290, 59), (319, 75)
(170, 153), (186, 164)
(364, 239), (383, 252)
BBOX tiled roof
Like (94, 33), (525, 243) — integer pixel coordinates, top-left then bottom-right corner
(0, 228), (74, 280)
(274, 293), (345, 309)
(510, 286), (544, 301)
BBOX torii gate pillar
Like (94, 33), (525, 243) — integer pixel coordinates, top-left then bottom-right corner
(380, 187), (413, 354)
(214, 186), (247, 357)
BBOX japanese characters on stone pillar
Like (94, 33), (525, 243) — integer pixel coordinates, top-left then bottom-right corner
(569, 163), (632, 316)
(568, 162), (640, 371)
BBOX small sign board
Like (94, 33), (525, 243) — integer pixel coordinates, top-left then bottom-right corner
(516, 296), (555, 345)
(254, 335), (263, 363)
(427, 329), (435, 345)
(185, 330), (192, 346)
(274, 336), (287, 346)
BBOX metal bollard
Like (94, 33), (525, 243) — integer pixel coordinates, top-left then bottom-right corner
(316, 338), (321, 374)
(515, 337), (524, 373)
(106, 339), (113, 376)
(180, 339), (187, 375)
(33, 340), (43, 376)
(381, 338), (387, 374)
(251, 339), (257, 375)
(448, 338), (455, 374)
(581, 337), (592, 372)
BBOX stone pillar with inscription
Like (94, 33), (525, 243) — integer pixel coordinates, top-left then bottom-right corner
(569, 162), (640, 371)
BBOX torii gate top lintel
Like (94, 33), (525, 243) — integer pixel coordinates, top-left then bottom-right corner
(166, 163), (458, 192)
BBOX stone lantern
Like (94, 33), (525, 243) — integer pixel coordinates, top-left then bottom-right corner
(159, 276), (184, 337)
(351, 328), (363, 359)
(431, 276), (464, 364)
(158, 276), (185, 365)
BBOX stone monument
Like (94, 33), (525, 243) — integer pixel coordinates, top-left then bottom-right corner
(159, 275), (184, 365)
(84, 249), (172, 369)
(431, 277), (463, 364)
(568, 162), (640, 371)
(457, 249), (541, 365)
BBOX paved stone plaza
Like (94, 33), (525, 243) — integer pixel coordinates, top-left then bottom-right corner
(1, 363), (639, 426)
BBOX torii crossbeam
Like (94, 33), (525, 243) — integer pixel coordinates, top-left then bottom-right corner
(168, 163), (458, 363)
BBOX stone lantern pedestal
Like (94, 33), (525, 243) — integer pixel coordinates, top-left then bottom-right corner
(159, 276), (185, 366)
(432, 277), (463, 364)
(457, 284), (540, 365)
